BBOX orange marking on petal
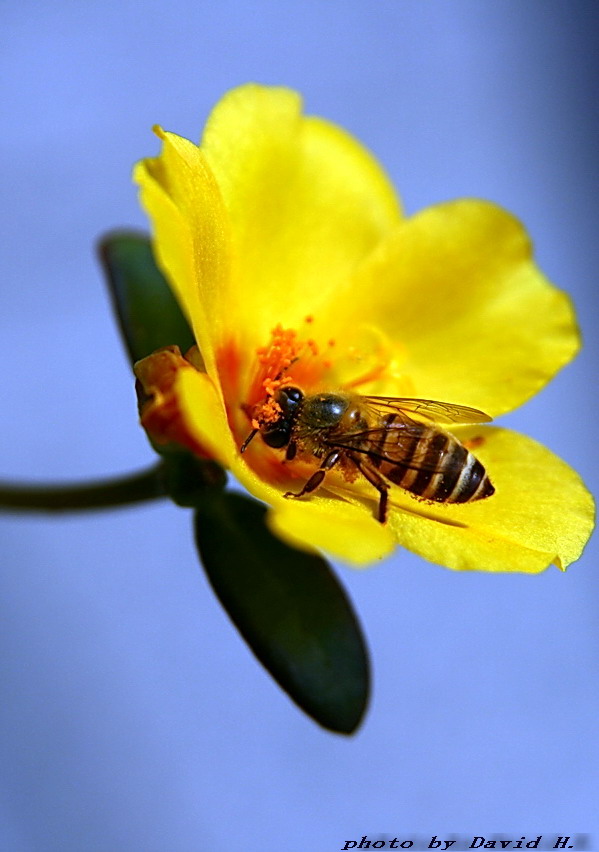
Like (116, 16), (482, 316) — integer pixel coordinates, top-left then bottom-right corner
(217, 340), (243, 403)
(343, 359), (388, 389)
(463, 435), (485, 450)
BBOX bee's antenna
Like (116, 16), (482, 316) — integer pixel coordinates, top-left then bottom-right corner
(240, 428), (258, 453)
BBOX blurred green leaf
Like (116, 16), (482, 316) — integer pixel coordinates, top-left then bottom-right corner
(98, 231), (195, 365)
(194, 491), (370, 734)
(163, 452), (227, 506)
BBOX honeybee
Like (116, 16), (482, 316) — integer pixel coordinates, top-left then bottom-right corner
(240, 387), (495, 523)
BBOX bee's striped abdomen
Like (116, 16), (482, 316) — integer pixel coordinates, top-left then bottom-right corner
(378, 426), (494, 504)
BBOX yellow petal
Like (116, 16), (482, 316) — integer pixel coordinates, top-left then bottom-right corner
(200, 83), (402, 349)
(173, 364), (238, 470)
(133, 128), (231, 377)
(173, 365), (395, 565)
(344, 200), (580, 415)
(267, 497), (396, 566)
(382, 426), (594, 573)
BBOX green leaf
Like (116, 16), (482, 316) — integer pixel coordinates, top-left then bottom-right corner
(194, 491), (370, 734)
(98, 231), (195, 365)
(162, 452), (227, 506)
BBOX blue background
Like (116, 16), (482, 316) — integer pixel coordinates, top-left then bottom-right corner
(1, 2), (597, 850)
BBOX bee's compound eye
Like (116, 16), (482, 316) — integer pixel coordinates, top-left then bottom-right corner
(283, 387), (303, 404)
(262, 424), (291, 449)
(277, 386), (303, 416)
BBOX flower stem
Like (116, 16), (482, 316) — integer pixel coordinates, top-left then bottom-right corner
(0, 463), (168, 513)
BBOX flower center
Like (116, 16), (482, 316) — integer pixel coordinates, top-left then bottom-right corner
(245, 322), (325, 419)
(217, 317), (415, 465)
(245, 317), (412, 412)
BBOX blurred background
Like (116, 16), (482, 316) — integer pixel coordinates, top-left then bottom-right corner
(1, 2), (597, 850)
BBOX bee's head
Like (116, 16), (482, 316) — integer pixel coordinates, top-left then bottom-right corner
(260, 386), (304, 448)
(240, 386), (304, 453)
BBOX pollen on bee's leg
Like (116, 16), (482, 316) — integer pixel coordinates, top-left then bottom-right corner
(253, 397), (283, 427)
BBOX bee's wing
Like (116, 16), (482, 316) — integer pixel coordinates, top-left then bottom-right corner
(362, 395), (492, 425)
(327, 424), (447, 474)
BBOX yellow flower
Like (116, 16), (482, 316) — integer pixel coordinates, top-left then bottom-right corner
(133, 83), (593, 572)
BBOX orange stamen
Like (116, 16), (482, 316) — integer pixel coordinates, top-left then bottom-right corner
(247, 324), (315, 409)
(242, 323), (336, 436)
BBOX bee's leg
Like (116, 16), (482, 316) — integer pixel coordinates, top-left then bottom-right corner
(240, 428), (258, 453)
(285, 439), (297, 461)
(349, 454), (389, 523)
(284, 450), (341, 500)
